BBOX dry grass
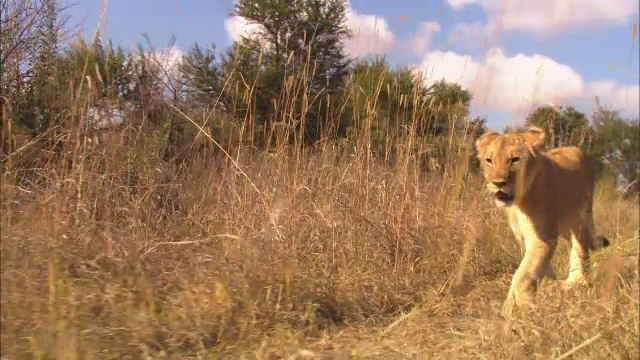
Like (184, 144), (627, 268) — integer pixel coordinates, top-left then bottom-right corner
(1, 117), (638, 359)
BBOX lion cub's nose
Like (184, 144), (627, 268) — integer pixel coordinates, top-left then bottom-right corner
(492, 180), (507, 187)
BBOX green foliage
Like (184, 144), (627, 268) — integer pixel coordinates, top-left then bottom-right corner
(178, 43), (226, 110)
(221, 0), (353, 143)
(2, 0), (64, 133)
(520, 104), (639, 193)
(217, 41), (274, 146)
(340, 57), (476, 169)
(525, 105), (589, 148)
(424, 80), (472, 135)
(503, 125), (528, 133)
(344, 57), (430, 143)
(588, 107), (640, 190)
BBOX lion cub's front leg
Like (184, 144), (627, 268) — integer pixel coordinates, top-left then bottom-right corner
(507, 211), (557, 281)
(502, 233), (558, 318)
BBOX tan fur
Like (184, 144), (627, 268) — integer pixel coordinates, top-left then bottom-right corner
(475, 126), (610, 318)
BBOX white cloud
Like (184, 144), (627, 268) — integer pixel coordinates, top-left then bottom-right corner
(416, 48), (585, 114)
(411, 22), (441, 55)
(141, 46), (187, 100)
(344, 6), (395, 57)
(154, 46), (184, 70)
(444, 22), (504, 54)
(447, 0), (479, 10)
(415, 47), (640, 118)
(222, 1), (395, 57)
(447, 0), (639, 35)
(448, 22), (497, 44)
(223, 15), (265, 45)
(587, 81), (640, 117)
(145, 46), (184, 87)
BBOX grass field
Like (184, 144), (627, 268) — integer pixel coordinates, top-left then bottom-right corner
(1, 116), (638, 359)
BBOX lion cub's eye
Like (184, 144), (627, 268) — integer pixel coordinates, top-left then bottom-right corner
(511, 157), (520, 163)
(484, 158), (493, 165)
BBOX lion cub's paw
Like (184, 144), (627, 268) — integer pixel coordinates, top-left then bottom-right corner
(500, 301), (515, 319)
(543, 265), (558, 280)
(500, 295), (535, 320)
(561, 278), (590, 290)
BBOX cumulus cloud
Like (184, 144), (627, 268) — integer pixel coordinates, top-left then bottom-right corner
(417, 48), (584, 114)
(153, 46), (184, 70)
(411, 21), (441, 55)
(446, 0), (639, 35)
(415, 47), (639, 118)
(344, 5), (394, 57)
(222, 1), (395, 57)
(447, 0), (479, 10)
(223, 14), (266, 46)
(443, 21), (506, 57)
(144, 46), (184, 86)
(587, 81), (640, 117)
(447, 21), (500, 47)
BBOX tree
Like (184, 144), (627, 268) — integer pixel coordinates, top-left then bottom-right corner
(28, 0), (59, 131)
(144, 34), (199, 109)
(589, 107), (640, 193)
(178, 43), (226, 111)
(222, 0), (353, 143)
(285, 0), (352, 93)
(1, 0), (71, 133)
(343, 56), (432, 142)
(423, 80), (472, 137)
(466, 116), (487, 138)
(503, 125), (528, 133)
(525, 105), (589, 148)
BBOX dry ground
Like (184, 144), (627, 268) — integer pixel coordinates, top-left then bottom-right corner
(1, 141), (638, 359)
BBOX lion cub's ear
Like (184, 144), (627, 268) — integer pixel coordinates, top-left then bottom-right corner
(475, 131), (499, 157)
(520, 126), (546, 150)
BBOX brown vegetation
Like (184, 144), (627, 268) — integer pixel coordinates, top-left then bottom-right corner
(1, 116), (638, 359)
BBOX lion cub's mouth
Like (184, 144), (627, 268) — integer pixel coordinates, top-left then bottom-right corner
(495, 190), (515, 204)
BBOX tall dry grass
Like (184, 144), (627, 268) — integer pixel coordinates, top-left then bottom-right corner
(1, 54), (638, 359)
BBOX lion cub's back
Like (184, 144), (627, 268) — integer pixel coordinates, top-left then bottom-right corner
(545, 146), (590, 169)
(544, 145), (597, 199)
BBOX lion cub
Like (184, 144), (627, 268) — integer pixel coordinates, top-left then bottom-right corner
(474, 126), (610, 318)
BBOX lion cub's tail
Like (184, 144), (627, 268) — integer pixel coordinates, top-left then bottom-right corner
(586, 205), (610, 251)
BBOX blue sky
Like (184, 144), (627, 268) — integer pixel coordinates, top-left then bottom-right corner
(66, 0), (639, 130)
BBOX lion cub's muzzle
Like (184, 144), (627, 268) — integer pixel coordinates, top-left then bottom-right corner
(487, 180), (515, 207)
(495, 190), (515, 203)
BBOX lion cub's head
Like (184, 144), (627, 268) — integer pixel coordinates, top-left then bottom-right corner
(475, 126), (547, 207)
